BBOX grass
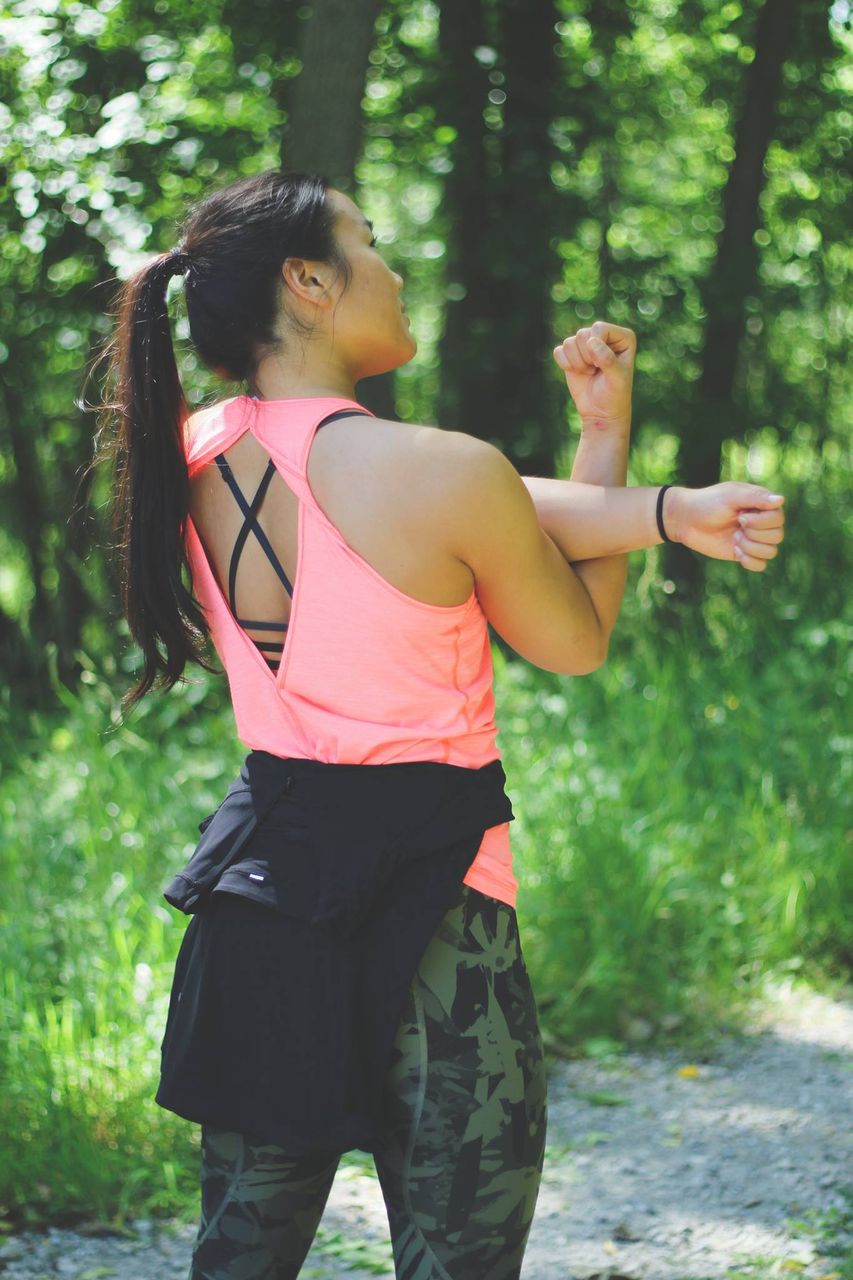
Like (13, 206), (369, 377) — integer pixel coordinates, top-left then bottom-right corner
(803, 1181), (853, 1278)
(496, 592), (851, 1060)
(0, 450), (849, 1236)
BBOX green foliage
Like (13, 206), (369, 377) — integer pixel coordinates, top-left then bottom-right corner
(1, 0), (851, 1235)
(1, 0), (851, 689)
(0, 661), (241, 1227)
(0, 446), (849, 1226)
(499, 447), (851, 1055)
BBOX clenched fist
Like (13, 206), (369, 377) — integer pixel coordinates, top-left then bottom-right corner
(671, 483), (786, 572)
(554, 321), (636, 427)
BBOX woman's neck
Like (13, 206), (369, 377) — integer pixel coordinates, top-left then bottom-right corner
(247, 359), (357, 403)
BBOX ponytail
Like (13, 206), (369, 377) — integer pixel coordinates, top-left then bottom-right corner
(88, 169), (347, 711)
(95, 249), (217, 713)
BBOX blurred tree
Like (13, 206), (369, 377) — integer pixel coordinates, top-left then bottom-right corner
(279, 0), (398, 419)
(1, 2), (285, 697)
(0, 0), (392, 697)
(664, 0), (799, 597)
(666, 0), (845, 593)
(0, 0), (848, 702)
(282, 0), (384, 187)
(435, 0), (567, 474)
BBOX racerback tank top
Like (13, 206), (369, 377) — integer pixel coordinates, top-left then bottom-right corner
(183, 394), (518, 908)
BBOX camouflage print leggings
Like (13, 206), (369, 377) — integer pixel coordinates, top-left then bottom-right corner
(188, 882), (548, 1279)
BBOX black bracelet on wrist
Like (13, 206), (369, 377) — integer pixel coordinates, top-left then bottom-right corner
(656, 484), (674, 543)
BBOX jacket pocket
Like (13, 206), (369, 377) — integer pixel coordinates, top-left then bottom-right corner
(209, 813), (392, 935)
(210, 826), (333, 925)
(163, 774), (289, 915)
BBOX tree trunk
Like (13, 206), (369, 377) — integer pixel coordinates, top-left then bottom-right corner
(280, 0), (383, 188)
(433, 0), (493, 439)
(665, 0), (798, 596)
(435, 0), (564, 474)
(279, 0), (395, 420)
(491, 0), (566, 475)
(686, 0), (798, 486)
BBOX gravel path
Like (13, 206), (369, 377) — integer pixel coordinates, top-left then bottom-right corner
(1, 976), (850, 1279)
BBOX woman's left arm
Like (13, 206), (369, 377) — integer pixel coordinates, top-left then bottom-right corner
(538, 323), (786, 573)
(520, 477), (786, 571)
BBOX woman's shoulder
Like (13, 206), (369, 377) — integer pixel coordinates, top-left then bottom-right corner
(340, 415), (486, 505)
(187, 402), (222, 427)
(366, 416), (485, 468)
(185, 395), (239, 434)
(182, 396), (249, 462)
(183, 398), (219, 439)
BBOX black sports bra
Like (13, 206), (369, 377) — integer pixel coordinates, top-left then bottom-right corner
(212, 409), (371, 669)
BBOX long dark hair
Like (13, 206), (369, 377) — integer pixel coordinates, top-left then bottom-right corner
(89, 169), (351, 713)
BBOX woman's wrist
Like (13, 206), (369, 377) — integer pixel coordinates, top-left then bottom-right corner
(571, 417), (631, 487)
(661, 485), (687, 545)
(579, 413), (632, 436)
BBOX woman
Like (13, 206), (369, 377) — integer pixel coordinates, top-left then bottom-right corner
(95, 168), (784, 1280)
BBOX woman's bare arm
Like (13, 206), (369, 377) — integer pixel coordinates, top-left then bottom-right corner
(520, 475), (683, 562)
(520, 472), (786, 572)
(549, 420), (632, 642)
(537, 322), (785, 576)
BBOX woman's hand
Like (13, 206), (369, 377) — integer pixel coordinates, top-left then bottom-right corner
(669, 483), (786, 572)
(553, 321), (636, 428)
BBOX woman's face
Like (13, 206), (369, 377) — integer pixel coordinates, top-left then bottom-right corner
(321, 189), (417, 378)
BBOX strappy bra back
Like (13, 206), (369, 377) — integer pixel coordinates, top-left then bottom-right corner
(182, 393), (516, 906)
(211, 408), (371, 669)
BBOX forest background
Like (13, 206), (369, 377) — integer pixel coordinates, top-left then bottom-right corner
(0, 0), (850, 1234)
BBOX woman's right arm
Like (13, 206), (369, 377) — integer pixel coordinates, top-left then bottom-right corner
(535, 323), (784, 570)
(437, 433), (610, 676)
(520, 475), (785, 569)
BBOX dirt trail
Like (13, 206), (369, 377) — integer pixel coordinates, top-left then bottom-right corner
(1, 977), (850, 1279)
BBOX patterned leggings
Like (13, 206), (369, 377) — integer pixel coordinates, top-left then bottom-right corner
(188, 882), (548, 1279)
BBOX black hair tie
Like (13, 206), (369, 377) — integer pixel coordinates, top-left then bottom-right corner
(656, 484), (674, 543)
(166, 246), (190, 275)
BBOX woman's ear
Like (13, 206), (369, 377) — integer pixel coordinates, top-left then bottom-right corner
(282, 258), (331, 304)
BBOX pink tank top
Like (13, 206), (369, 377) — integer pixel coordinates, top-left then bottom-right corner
(183, 394), (517, 909)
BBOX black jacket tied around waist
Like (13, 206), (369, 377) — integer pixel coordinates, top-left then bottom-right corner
(155, 750), (516, 1153)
